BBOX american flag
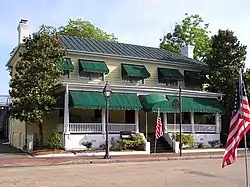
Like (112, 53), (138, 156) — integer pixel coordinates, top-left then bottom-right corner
(155, 111), (163, 139)
(222, 69), (250, 168)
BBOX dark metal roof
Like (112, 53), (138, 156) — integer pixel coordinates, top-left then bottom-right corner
(59, 35), (206, 66)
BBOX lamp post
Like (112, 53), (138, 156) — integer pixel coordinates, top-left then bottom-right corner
(170, 84), (182, 157)
(103, 81), (112, 159)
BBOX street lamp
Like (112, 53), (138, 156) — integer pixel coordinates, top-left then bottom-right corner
(170, 84), (182, 157)
(103, 81), (112, 159)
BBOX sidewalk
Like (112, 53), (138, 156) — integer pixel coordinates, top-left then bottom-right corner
(0, 151), (249, 168)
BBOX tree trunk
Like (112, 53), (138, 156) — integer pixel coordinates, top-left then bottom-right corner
(38, 123), (44, 147)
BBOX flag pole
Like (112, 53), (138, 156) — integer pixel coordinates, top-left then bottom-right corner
(240, 68), (249, 187)
(243, 125), (249, 187)
(154, 109), (160, 156)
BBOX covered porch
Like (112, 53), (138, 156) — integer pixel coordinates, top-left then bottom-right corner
(139, 94), (223, 144)
(58, 85), (142, 149)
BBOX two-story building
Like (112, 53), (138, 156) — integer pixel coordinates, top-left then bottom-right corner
(7, 20), (223, 152)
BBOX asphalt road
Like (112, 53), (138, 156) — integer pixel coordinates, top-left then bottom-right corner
(0, 158), (249, 187)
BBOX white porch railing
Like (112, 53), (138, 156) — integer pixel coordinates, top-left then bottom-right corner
(166, 124), (192, 132)
(68, 123), (136, 133)
(69, 123), (102, 133)
(166, 124), (216, 133)
(194, 124), (216, 133)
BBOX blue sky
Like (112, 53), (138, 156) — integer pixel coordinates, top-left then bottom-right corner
(0, 0), (249, 94)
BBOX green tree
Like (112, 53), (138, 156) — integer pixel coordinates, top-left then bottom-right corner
(205, 29), (247, 143)
(159, 13), (211, 61)
(58, 19), (118, 42)
(9, 27), (65, 147)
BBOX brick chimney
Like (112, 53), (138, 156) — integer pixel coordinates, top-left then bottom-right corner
(17, 19), (29, 44)
(180, 45), (195, 59)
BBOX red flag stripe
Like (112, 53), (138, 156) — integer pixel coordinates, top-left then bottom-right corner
(222, 70), (250, 168)
(155, 112), (163, 139)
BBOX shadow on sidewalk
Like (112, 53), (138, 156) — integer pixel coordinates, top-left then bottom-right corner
(0, 139), (27, 156)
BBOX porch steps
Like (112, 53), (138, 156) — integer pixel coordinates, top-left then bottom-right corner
(147, 134), (173, 153)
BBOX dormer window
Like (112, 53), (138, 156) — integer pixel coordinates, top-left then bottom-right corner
(60, 58), (74, 79)
(121, 63), (150, 84)
(78, 59), (109, 81)
(157, 68), (184, 87)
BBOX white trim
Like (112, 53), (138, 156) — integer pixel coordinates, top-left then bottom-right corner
(135, 110), (139, 133)
(67, 49), (207, 69)
(63, 84), (69, 135)
(63, 81), (222, 99)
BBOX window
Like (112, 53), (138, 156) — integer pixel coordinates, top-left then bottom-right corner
(79, 71), (104, 81)
(122, 75), (145, 84)
(175, 112), (190, 124)
(92, 109), (102, 122)
(194, 113), (215, 124)
(158, 78), (183, 87)
(125, 110), (135, 123)
(167, 113), (174, 124)
(62, 70), (70, 78)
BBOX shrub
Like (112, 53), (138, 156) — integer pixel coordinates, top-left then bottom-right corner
(46, 130), (62, 149)
(82, 141), (93, 149)
(175, 133), (194, 147)
(208, 139), (220, 147)
(119, 134), (146, 150)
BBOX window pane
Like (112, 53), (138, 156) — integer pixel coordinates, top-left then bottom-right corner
(194, 113), (215, 124)
(167, 113), (174, 124)
(125, 110), (135, 123)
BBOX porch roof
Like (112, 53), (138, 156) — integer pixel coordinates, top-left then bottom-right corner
(140, 94), (224, 113)
(69, 91), (142, 110)
(79, 60), (109, 74)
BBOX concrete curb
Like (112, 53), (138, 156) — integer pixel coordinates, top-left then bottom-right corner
(1, 153), (249, 168)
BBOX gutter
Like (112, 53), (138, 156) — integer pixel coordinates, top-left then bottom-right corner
(5, 45), (22, 67)
(66, 49), (208, 70)
(61, 81), (222, 99)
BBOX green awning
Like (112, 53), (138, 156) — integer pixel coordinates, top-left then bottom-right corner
(122, 64), (150, 78)
(140, 94), (224, 113)
(69, 91), (142, 110)
(79, 60), (109, 74)
(184, 71), (205, 80)
(158, 68), (183, 79)
(60, 58), (74, 71)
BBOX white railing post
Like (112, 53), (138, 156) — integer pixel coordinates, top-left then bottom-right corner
(163, 113), (167, 133)
(64, 84), (69, 134)
(215, 113), (220, 133)
(135, 110), (139, 133)
(102, 109), (105, 133)
(190, 112), (195, 133)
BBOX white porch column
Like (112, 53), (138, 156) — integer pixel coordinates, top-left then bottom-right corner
(215, 112), (220, 133)
(163, 113), (167, 133)
(135, 110), (139, 133)
(190, 112), (195, 134)
(102, 109), (105, 133)
(63, 84), (69, 134)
